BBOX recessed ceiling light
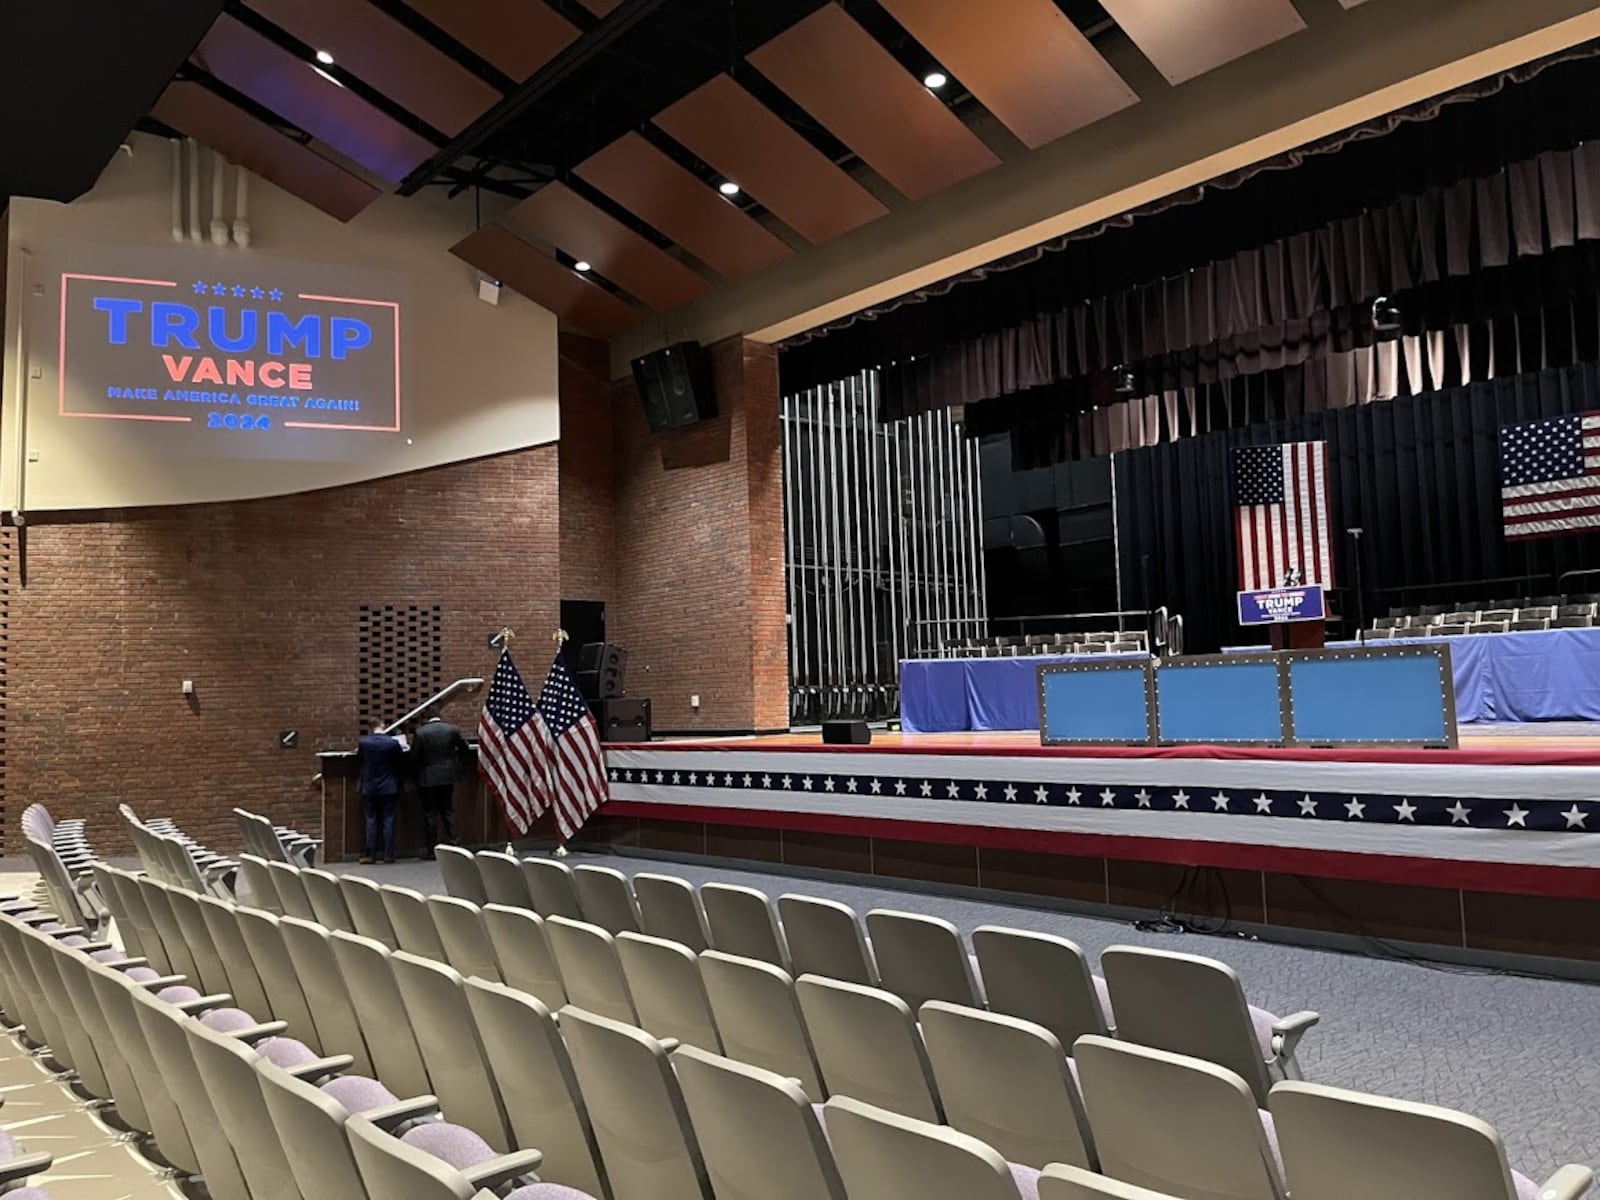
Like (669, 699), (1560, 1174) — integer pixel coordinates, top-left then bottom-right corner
(923, 70), (948, 90)
(315, 49), (335, 65)
(718, 181), (741, 197)
(574, 260), (592, 273)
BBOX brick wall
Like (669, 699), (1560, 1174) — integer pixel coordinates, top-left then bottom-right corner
(557, 334), (615, 603)
(6, 446), (559, 854)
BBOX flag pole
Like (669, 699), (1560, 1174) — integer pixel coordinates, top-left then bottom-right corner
(552, 627), (572, 859)
(494, 626), (516, 855)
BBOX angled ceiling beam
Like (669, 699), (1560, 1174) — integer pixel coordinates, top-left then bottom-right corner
(397, 0), (669, 197)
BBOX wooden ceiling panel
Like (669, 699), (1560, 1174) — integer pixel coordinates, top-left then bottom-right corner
(747, 4), (1000, 202)
(655, 74), (888, 244)
(1098, 0), (1307, 86)
(451, 224), (642, 338)
(575, 132), (792, 280)
(246, 0), (501, 135)
(505, 182), (711, 310)
(152, 82), (380, 222)
(579, 0), (623, 15)
(194, 14), (433, 184)
(402, 0), (579, 82)
(875, 0), (1137, 149)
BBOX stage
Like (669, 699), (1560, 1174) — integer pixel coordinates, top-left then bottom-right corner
(597, 725), (1600, 962)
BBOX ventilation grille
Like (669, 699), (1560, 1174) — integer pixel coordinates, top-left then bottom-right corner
(358, 605), (442, 735)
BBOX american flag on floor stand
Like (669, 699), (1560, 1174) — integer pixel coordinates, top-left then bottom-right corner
(1231, 441), (1334, 591)
(478, 651), (609, 841)
(1499, 411), (1600, 539)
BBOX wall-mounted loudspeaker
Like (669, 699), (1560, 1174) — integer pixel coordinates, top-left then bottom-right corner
(576, 642), (628, 701)
(632, 341), (717, 432)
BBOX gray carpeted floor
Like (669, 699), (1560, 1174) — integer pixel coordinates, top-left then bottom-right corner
(334, 849), (1600, 1179)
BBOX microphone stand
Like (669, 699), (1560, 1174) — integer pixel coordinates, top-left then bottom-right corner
(1347, 528), (1366, 645)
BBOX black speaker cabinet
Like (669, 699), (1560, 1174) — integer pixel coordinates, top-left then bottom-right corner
(596, 698), (652, 743)
(822, 720), (871, 745)
(632, 342), (717, 432)
(576, 642), (628, 700)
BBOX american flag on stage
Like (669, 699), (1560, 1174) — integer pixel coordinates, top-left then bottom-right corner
(1500, 412), (1600, 540)
(478, 651), (609, 839)
(1231, 441), (1334, 591)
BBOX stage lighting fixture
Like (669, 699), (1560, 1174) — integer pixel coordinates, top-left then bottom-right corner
(1371, 296), (1402, 332)
(924, 71), (948, 90)
(1112, 364), (1137, 394)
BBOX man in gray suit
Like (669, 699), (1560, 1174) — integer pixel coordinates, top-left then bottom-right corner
(410, 708), (468, 857)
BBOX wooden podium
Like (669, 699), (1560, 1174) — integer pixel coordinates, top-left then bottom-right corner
(1269, 620), (1326, 650)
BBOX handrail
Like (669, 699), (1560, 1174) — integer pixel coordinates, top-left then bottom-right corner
(1557, 567), (1600, 594)
(380, 677), (485, 735)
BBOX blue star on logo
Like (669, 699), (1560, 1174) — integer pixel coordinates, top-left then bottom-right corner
(250, 287), (265, 300)
(231, 285), (246, 298)
(269, 288), (284, 302)
(193, 281), (208, 294)
(212, 282), (228, 295)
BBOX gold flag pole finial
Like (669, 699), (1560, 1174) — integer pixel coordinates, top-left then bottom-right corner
(553, 627), (570, 646)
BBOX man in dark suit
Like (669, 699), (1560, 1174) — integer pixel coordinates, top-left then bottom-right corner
(410, 708), (468, 857)
(356, 724), (405, 864)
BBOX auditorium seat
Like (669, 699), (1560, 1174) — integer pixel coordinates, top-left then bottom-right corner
(1553, 615), (1595, 628)
(382, 885), (449, 960)
(558, 1005), (712, 1200)
(1468, 620), (1509, 635)
(1432, 623), (1469, 636)
(1478, 608), (1517, 623)
(1106, 641), (1142, 653)
(545, 915), (640, 1025)
(976, 924), (1126, 1048)
(134, 876), (205, 984)
(523, 858), (586, 921)
(463, 978), (609, 1197)
(278, 916), (377, 1075)
(1509, 618), (1550, 631)
(346, 1112), (544, 1199)
(778, 894), (878, 986)
(236, 907), (323, 1048)
(920, 1001), (1096, 1171)
(197, 893), (275, 1017)
(1039, 1164), (1181, 1199)
(477, 850), (534, 909)
(1372, 616), (1404, 630)
(866, 909), (984, 1011)
(796, 975), (942, 1122)
(1072, 1035), (1285, 1200)
(824, 1095), (1038, 1200)
(1269, 1081), (1593, 1200)
(436, 845), (488, 905)
(1442, 610), (1478, 625)
(1100, 945), (1316, 1107)
(429, 896), (502, 983)
(616, 931), (722, 1052)
(482, 904), (567, 1009)
(677, 1044), (849, 1197)
(23, 839), (98, 935)
(94, 865), (160, 968)
(701, 883), (791, 970)
(1367, 628), (1395, 640)
(267, 860), (319, 922)
(164, 887), (237, 997)
(341, 875), (399, 949)
(1557, 602), (1596, 619)
(634, 872), (711, 951)
(1077, 643), (1108, 654)
(329, 930), (434, 1099)
(238, 854), (281, 913)
(699, 950), (825, 1102)
(572, 865), (643, 935)
(302, 867), (356, 930)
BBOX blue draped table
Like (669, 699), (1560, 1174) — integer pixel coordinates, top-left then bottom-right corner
(899, 628), (1600, 732)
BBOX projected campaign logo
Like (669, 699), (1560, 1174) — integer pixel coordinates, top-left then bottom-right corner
(59, 269), (402, 438)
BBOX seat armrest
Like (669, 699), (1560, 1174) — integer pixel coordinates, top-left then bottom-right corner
(1537, 1164), (1595, 1200)
(1270, 1010), (1320, 1078)
(134, 974), (187, 990)
(172, 993), (236, 1014)
(660, 1038), (682, 1054)
(78, 941), (115, 953)
(0, 1149), (53, 1185)
(43, 926), (87, 939)
(230, 1020), (291, 1044)
(285, 1054), (354, 1082)
(461, 1148), (544, 1191)
(363, 1095), (442, 1131)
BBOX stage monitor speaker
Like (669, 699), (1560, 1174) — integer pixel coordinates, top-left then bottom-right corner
(822, 720), (871, 745)
(576, 642), (628, 700)
(632, 341), (717, 432)
(596, 698), (651, 743)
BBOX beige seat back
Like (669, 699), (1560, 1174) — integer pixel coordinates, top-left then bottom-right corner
(702, 883), (790, 969)
(256, 1058), (374, 1200)
(390, 951), (512, 1151)
(236, 906), (322, 1049)
(920, 1001), (1094, 1170)
(778, 894), (877, 985)
(633, 872), (709, 951)
(429, 896), (502, 983)
(559, 1005), (712, 1200)
(616, 931), (722, 1051)
(522, 857), (585, 920)
(1039, 1165), (1183, 1199)
(186, 1019), (302, 1200)
(674, 1045), (847, 1200)
(89, 960), (192, 1165)
(972, 926), (1109, 1048)
(268, 861), (318, 921)
(482, 904), (566, 1009)
(164, 885), (234, 997)
(1100, 946), (1271, 1105)
(301, 868), (355, 931)
(477, 851), (533, 909)
(546, 914), (638, 1024)
(99, 864), (167, 971)
(796, 974), (942, 1122)
(81, 959), (157, 1135)
(436, 845), (488, 905)
(1270, 1080), (1533, 1200)
(381, 884), (448, 960)
(341, 874), (399, 949)
(238, 853), (281, 914)
(136, 875), (203, 982)
(824, 1095), (1024, 1200)
(20, 933), (106, 1094)
(51, 942), (131, 1109)
(573, 864), (643, 934)
(346, 1114), (480, 1200)
(1072, 1035), (1284, 1200)
(196, 894), (274, 1018)
(279, 915), (376, 1075)
(464, 977), (608, 1199)
(699, 950), (824, 1101)
(330, 930), (433, 1098)
(864, 909), (981, 1010)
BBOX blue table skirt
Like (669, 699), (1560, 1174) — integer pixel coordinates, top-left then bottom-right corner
(900, 628), (1600, 732)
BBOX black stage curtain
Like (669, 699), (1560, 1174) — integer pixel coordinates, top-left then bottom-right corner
(1115, 362), (1600, 654)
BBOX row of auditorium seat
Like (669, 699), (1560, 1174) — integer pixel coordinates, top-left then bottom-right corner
(941, 632), (1149, 658)
(221, 847), (1589, 1200)
(1369, 601), (1599, 638)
